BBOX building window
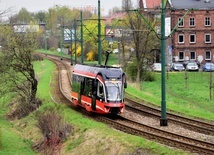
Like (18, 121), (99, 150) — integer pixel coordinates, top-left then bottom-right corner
(179, 51), (184, 60)
(178, 34), (184, 43)
(189, 17), (195, 27)
(205, 51), (211, 60)
(205, 17), (211, 26)
(178, 18), (184, 27)
(205, 34), (211, 43)
(190, 51), (196, 60)
(189, 34), (196, 43)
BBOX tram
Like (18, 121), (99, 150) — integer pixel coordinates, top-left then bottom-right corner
(71, 63), (127, 114)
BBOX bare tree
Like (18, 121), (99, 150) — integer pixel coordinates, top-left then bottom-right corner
(0, 6), (12, 18)
(0, 26), (40, 105)
(122, 0), (133, 11)
(126, 11), (160, 83)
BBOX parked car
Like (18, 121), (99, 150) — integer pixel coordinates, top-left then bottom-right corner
(152, 63), (161, 72)
(170, 63), (185, 71)
(186, 62), (199, 71)
(202, 62), (214, 72)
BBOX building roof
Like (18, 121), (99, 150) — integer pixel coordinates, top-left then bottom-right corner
(104, 12), (126, 25)
(145, 0), (161, 8)
(140, 0), (161, 9)
(169, 0), (214, 10)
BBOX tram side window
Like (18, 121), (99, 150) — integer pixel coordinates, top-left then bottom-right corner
(72, 75), (81, 92)
(97, 82), (104, 98)
(83, 78), (93, 97)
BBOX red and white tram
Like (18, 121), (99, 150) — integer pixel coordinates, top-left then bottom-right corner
(71, 64), (127, 114)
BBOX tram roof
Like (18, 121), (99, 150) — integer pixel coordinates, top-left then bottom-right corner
(73, 64), (123, 79)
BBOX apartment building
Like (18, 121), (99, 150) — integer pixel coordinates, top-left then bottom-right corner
(167, 0), (214, 64)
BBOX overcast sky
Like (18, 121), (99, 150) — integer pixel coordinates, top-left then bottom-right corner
(0, 0), (123, 17)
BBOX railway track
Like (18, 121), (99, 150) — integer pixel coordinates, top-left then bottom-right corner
(94, 115), (214, 155)
(42, 54), (214, 155)
(125, 97), (214, 135)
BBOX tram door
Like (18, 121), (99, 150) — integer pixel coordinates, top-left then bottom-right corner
(78, 79), (84, 105)
(91, 79), (97, 111)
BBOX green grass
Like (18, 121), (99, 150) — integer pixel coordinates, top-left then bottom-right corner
(0, 56), (192, 154)
(127, 72), (214, 121)
(32, 59), (190, 154)
(0, 88), (35, 154)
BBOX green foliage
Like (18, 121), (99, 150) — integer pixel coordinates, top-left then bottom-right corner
(17, 7), (32, 23)
(82, 15), (109, 58)
(50, 47), (55, 52)
(0, 25), (40, 104)
(76, 46), (82, 57)
(86, 50), (97, 61)
(142, 71), (156, 82)
(34, 11), (47, 23)
(126, 59), (155, 82)
(126, 60), (138, 81)
(124, 11), (160, 83)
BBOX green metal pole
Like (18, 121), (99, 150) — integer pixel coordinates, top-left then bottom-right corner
(81, 11), (84, 64)
(60, 26), (63, 60)
(98, 0), (102, 65)
(160, 0), (167, 126)
(74, 19), (77, 64)
(45, 34), (47, 56)
(70, 28), (73, 65)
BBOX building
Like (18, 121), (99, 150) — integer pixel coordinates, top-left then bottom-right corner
(167, 0), (214, 64)
(104, 12), (126, 26)
(139, 0), (161, 10)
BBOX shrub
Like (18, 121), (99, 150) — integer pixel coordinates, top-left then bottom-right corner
(126, 59), (156, 82)
(76, 46), (82, 57)
(8, 97), (42, 119)
(126, 61), (138, 81)
(86, 50), (97, 61)
(142, 71), (156, 82)
(36, 108), (72, 155)
(50, 47), (55, 52)
(32, 53), (43, 61)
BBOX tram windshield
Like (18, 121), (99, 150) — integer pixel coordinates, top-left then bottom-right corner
(105, 81), (122, 102)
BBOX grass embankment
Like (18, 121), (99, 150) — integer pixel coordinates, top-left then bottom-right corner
(0, 87), (35, 153)
(0, 59), (190, 155)
(127, 71), (214, 121)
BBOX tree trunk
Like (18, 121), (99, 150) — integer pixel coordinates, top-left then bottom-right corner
(136, 64), (141, 83)
(29, 67), (38, 103)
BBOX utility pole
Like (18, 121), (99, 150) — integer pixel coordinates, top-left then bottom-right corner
(80, 11), (84, 64)
(60, 26), (63, 60)
(45, 33), (47, 56)
(70, 27), (73, 65)
(98, 0), (102, 65)
(160, 0), (168, 126)
(74, 19), (77, 64)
